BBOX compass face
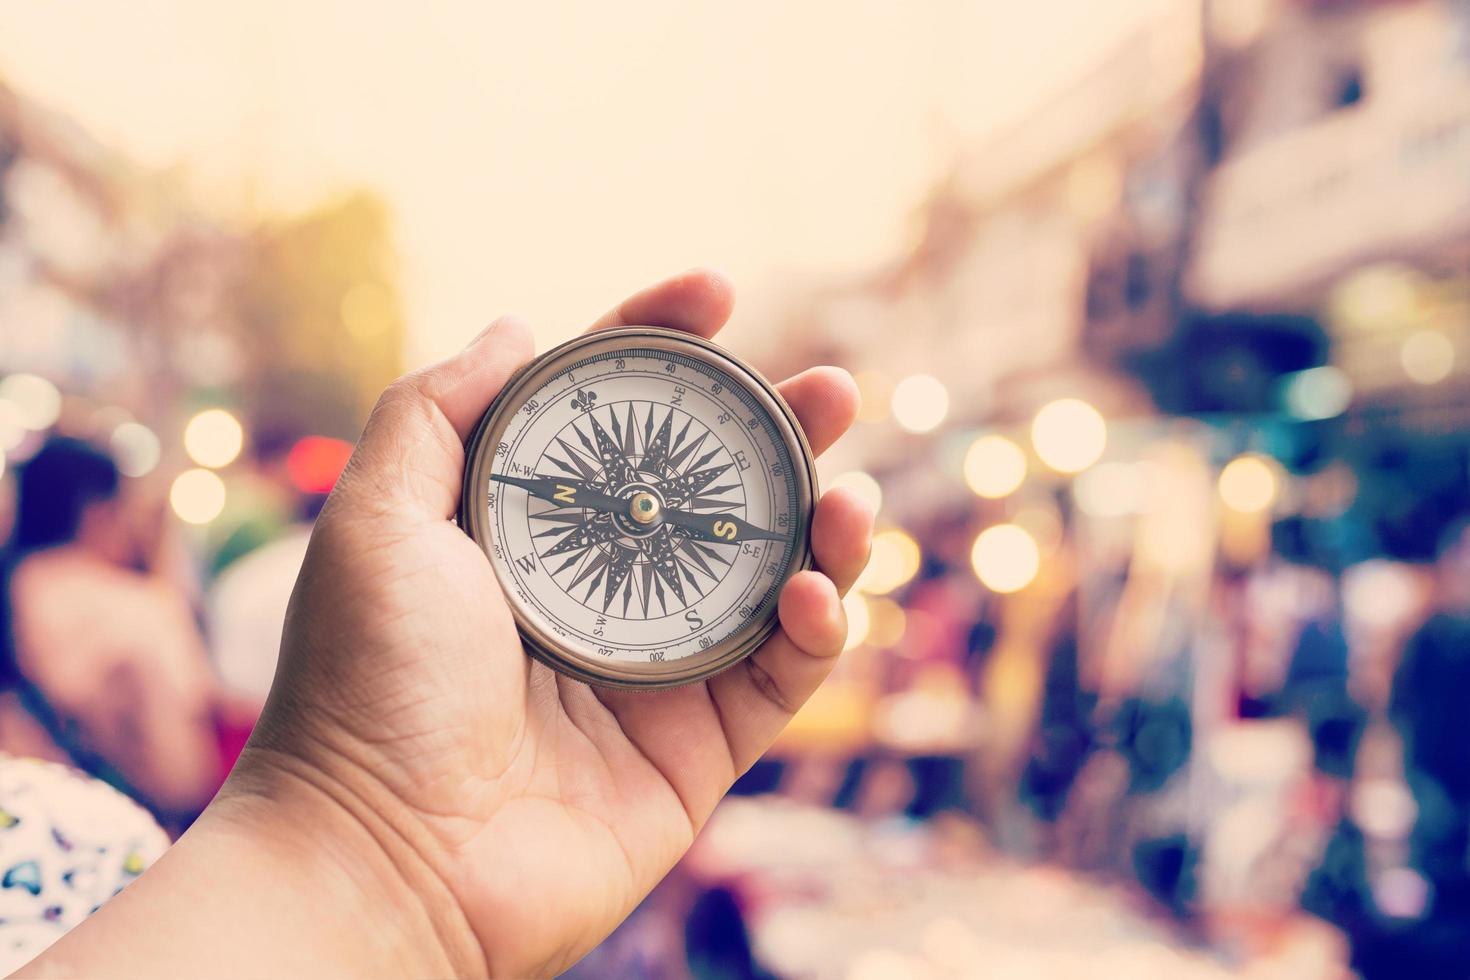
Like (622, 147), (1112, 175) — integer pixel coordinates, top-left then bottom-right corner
(460, 327), (816, 689)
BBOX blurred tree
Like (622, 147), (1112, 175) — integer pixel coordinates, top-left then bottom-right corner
(237, 193), (404, 441)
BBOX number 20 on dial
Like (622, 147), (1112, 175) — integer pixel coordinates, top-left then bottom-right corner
(459, 327), (818, 689)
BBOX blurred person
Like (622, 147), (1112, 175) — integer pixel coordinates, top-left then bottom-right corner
(0, 437), (221, 824)
(207, 427), (339, 713)
(17, 270), (873, 978)
(683, 884), (771, 980)
(1389, 517), (1470, 887)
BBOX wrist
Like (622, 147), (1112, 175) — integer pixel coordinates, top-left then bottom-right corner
(212, 744), (490, 978)
(20, 743), (489, 979)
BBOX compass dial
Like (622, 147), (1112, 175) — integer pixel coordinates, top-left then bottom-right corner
(460, 327), (817, 689)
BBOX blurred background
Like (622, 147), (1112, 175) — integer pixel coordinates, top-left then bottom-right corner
(1, 0), (1468, 976)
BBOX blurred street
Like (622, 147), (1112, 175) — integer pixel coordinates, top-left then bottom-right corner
(3, 1), (1470, 976)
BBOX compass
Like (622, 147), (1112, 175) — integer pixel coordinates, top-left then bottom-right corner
(460, 327), (818, 689)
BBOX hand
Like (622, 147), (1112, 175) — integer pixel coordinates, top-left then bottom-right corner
(24, 271), (869, 979)
(266, 271), (868, 976)
(188, 271), (868, 978)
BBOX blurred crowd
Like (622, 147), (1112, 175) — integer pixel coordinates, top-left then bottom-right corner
(4, 0), (1470, 977)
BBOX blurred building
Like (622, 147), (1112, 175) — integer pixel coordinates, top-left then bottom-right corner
(740, 1), (1468, 974)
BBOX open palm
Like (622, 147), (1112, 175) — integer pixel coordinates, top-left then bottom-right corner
(247, 271), (871, 977)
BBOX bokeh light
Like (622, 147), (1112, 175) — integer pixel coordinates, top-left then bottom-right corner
(963, 434), (1027, 499)
(864, 596), (907, 648)
(842, 592), (871, 652)
(970, 523), (1041, 594)
(0, 400), (26, 453)
(1066, 154), (1123, 221)
(1031, 398), (1106, 474)
(853, 371), (893, 425)
(856, 529), (921, 595)
(1331, 263), (1421, 332)
(1283, 366), (1352, 420)
(829, 470), (883, 514)
(1218, 454), (1279, 513)
(339, 280), (395, 342)
(169, 468), (227, 525)
(1343, 560), (1421, 630)
(286, 436), (354, 494)
(1400, 330), (1454, 385)
(891, 374), (949, 434)
(1211, 0), (1272, 48)
(183, 408), (244, 469)
(1073, 461), (1145, 517)
(110, 422), (162, 478)
(0, 373), (62, 431)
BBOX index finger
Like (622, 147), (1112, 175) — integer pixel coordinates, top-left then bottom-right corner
(586, 268), (735, 338)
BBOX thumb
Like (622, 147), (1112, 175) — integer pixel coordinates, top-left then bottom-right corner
(332, 316), (536, 521)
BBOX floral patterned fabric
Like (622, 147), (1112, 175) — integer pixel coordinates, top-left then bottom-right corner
(0, 755), (169, 972)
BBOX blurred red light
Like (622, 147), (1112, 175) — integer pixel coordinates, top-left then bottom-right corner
(286, 436), (353, 494)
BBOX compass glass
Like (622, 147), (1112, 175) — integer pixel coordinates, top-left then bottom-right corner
(461, 328), (816, 688)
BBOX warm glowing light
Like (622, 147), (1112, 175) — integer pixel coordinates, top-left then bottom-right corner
(963, 434), (1026, 499)
(1283, 366), (1351, 420)
(1211, 0), (1272, 48)
(286, 436), (354, 493)
(0, 400), (26, 452)
(169, 468), (227, 525)
(1218, 454), (1278, 513)
(1073, 461), (1144, 517)
(920, 917), (985, 973)
(847, 950), (922, 980)
(842, 592), (871, 652)
(1066, 154), (1122, 221)
(1400, 331), (1454, 385)
(1343, 560), (1420, 629)
(1351, 778), (1417, 841)
(110, 422), (162, 478)
(1031, 398), (1106, 473)
(970, 523), (1040, 594)
(1332, 263), (1420, 332)
(856, 529), (921, 595)
(0, 374), (62, 431)
(340, 280), (395, 342)
(865, 596), (907, 648)
(183, 408), (244, 469)
(1374, 867), (1429, 920)
(891, 374), (949, 434)
(829, 470), (882, 514)
(853, 371), (893, 424)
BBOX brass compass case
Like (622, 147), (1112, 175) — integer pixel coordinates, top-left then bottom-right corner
(460, 327), (818, 689)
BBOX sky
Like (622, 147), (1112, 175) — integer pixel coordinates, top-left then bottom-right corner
(0, 1), (1161, 363)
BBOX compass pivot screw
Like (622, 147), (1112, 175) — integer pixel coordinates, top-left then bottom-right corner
(629, 491), (661, 525)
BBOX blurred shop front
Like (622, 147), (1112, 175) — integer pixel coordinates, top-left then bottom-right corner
(571, 2), (1470, 978)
